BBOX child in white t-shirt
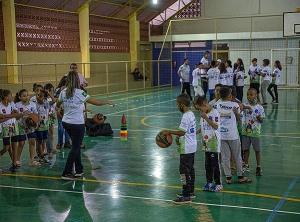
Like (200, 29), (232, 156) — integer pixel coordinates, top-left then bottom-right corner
(207, 60), (220, 101)
(235, 66), (245, 102)
(208, 84), (222, 109)
(259, 59), (271, 105)
(161, 94), (197, 204)
(194, 96), (222, 192)
(242, 88), (265, 176)
(192, 63), (204, 97)
(215, 86), (252, 184)
(267, 60), (282, 104)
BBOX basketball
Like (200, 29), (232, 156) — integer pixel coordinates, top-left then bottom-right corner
(25, 113), (39, 129)
(156, 131), (173, 148)
(93, 113), (106, 124)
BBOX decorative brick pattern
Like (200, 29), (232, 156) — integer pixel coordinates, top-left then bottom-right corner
(89, 16), (129, 53)
(15, 5), (80, 52)
(140, 22), (149, 42)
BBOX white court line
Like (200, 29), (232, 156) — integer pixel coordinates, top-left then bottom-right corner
(0, 185), (299, 216)
(260, 135), (300, 139)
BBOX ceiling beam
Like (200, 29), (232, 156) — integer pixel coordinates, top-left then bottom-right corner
(127, 0), (149, 20)
(109, 0), (132, 17)
(56, 0), (73, 10)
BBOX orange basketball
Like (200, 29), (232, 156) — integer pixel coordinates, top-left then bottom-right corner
(93, 113), (106, 125)
(25, 113), (39, 129)
(156, 131), (173, 148)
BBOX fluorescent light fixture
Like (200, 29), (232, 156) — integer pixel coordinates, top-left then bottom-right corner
(153, 0), (158, 4)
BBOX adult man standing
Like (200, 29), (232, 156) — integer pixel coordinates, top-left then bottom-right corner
(200, 51), (210, 97)
(178, 58), (192, 100)
(66, 63), (88, 88)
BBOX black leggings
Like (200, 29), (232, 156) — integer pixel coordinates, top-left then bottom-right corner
(267, 83), (278, 102)
(236, 86), (244, 102)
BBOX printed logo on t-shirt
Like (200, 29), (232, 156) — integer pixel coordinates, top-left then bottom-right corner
(2, 109), (6, 114)
(82, 92), (88, 97)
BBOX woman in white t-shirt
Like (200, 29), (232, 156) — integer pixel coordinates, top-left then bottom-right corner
(57, 71), (115, 181)
(218, 62), (228, 86)
(235, 66), (245, 102)
(225, 60), (234, 86)
(267, 60), (282, 104)
(259, 59), (271, 105)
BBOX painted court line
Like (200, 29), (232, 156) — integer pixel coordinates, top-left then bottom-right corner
(266, 177), (299, 222)
(1, 173), (300, 203)
(0, 184), (299, 216)
(106, 99), (176, 116)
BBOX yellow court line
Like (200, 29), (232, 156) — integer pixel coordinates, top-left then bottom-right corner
(1, 173), (300, 203)
(141, 112), (300, 136)
(141, 111), (179, 130)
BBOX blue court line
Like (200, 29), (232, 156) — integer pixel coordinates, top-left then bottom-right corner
(266, 177), (299, 222)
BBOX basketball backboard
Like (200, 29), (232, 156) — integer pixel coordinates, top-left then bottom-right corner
(283, 12), (300, 37)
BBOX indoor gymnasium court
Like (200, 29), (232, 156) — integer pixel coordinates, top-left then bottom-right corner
(0, 0), (300, 221)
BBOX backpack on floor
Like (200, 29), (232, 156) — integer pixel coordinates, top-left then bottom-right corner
(85, 114), (113, 136)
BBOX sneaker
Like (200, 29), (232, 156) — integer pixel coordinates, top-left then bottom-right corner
(262, 103), (268, 106)
(64, 142), (72, 149)
(271, 99), (276, 103)
(172, 197), (191, 205)
(256, 167), (263, 176)
(243, 164), (250, 172)
(203, 182), (212, 191)
(61, 174), (77, 181)
(209, 184), (223, 192)
(9, 164), (17, 173)
(273, 101), (279, 104)
(75, 172), (84, 177)
(56, 141), (63, 149)
(39, 157), (51, 165)
(176, 193), (196, 199)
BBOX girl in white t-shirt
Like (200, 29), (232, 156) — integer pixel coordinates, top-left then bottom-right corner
(259, 59), (271, 105)
(218, 62), (228, 86)
(14, 89), (39, 166)
(30, 83), (43, 103)
(225, 60), (234, 86)
(0, 89), (20, 172)
(57, 71), (115, 181)
(44, 83), (60, 156)
(236, 66), (245, 102)
(207, 60), (220, 101)
(267, 60), (282, 104)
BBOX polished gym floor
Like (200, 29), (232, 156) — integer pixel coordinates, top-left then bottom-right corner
(0, 86), (299, 222)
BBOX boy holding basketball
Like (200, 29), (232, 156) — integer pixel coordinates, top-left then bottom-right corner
(161, 94), (197, 204)
(193, 96), (222, 192)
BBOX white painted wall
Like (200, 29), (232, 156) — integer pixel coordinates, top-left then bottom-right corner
(201, 0), (300, 18)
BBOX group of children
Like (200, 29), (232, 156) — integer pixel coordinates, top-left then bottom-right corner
(0, 82), (65, 173)
(163, 82), (265, 204)
(191, 54), (282, 105)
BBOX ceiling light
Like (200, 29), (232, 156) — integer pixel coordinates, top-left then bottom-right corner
(153, 0), (158, 4)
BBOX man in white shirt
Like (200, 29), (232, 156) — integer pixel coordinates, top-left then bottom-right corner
(65, 63), (88, 88)
(200, 51), (210, 98)
(178, 58), (192, 100)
